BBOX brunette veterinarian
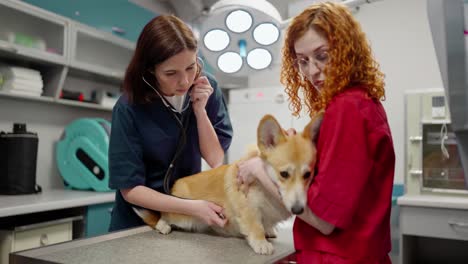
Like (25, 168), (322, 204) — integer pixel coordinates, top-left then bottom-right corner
(238, 2), (395, 263)
(108, 15), (233, 232)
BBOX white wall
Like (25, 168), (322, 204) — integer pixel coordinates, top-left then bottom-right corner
(247, 0), (444, 183)
(355, 0), (443, 183)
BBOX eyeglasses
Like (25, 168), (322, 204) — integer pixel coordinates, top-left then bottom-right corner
(293, 50), (329, 76)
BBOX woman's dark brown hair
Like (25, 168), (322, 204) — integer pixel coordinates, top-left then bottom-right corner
(123, 15), (201, 104)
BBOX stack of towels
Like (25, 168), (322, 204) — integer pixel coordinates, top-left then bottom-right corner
(0, 65), (43, 97)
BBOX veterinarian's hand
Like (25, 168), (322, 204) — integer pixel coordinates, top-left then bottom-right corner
(190, 76), (213, 116)
(189, 200), (227, 228)
(237, 157), (266, 193)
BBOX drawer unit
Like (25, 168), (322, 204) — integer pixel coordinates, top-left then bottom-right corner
(400, 206), (468, 241)
(0, 216), (81, 264)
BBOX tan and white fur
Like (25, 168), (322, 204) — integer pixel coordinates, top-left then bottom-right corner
(133, 113), (323, 254)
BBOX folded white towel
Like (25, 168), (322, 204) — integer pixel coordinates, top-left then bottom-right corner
(7, 89), (42, 97)
(2, 79), (43, 91)
(0, 66), (42, 82)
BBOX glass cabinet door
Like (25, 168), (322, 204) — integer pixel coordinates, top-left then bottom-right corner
(422, 123), (466, 190)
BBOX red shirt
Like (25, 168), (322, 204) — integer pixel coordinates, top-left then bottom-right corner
(293, 87), (395, 263)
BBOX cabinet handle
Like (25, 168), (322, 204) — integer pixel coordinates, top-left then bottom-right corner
(448, 220), (468, 229)
(409, 136), (422, 142)
(40, 234), (49, 246)
(409, 169), (422, 175)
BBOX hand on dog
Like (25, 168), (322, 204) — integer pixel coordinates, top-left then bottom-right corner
(190, 200), (227, 228)
(190, 76), (213, 116)
(237, 157), (265, 194)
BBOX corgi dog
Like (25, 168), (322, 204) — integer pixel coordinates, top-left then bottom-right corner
(133, 113), (323, 254)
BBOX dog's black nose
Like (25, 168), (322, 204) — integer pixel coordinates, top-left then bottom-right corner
(291, 205), (304, 215)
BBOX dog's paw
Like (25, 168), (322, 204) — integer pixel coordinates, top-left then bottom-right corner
(155, 219), (172, 235)
(248, 239), (274, 255)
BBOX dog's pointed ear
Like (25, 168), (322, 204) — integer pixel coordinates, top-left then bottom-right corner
(258, 115), (287, 152)
(302, 111), (324, 143)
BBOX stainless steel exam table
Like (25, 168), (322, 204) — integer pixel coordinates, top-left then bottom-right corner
(10, 226), (295, 264)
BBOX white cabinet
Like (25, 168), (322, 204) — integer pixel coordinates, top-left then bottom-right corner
(69, 23), (134, 79)
(0, 0), (69, 65)
(398, 196), (468, 263)
(57, 23), (135, 111)
(0, 0), (135, 112)
(0, 216), (81, 264)
(0, 0), (69, 101)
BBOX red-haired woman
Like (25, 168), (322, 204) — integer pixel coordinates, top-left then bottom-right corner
(237, 2), (395, 263)
(109, 15), (233, 232)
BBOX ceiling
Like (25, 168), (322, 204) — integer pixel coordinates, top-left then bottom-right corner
(130, 0), (304, 24)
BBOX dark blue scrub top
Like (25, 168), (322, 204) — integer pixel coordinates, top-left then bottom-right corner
(108, 74), (233, 232)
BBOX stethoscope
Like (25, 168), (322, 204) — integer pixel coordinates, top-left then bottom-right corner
(142, 75), (192, 194)
(142, 75), (191, 116)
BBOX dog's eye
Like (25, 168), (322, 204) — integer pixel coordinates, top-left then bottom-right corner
(280, 171), (289, 179)
(304, 171), (311, 179)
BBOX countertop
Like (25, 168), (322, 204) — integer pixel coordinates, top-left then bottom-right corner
(397, 194), (468, 210)
(0, 189), (115, 217)
(11, 225), (295, 264)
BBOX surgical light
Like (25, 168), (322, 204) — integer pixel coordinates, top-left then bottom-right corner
(199, 0), (282, 76)
(203, 29), (230, 51)
(226, 10), (252, 33)
(199, 0), (380, 76)
(253, 23), (280, 46)
(247, 48), (272, 70)
(217, 51), (243, 73)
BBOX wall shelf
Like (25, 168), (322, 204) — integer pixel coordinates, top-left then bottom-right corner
(0, 0), (69, 64)
(0, 91), (54, 103)
(0, 0), (133, 112)
(55, 98), (112, 112)
(0, 91), (112, 112)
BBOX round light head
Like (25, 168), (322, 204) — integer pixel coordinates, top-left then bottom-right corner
(226, 10), (252, 33)
(253, 23), (279, 46)
(203, 29), (230, 52)
(247, 48), (272, 70)
(218, 52), (243, 73)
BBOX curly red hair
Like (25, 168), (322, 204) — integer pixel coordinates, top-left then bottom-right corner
(280, 2), (385, 117)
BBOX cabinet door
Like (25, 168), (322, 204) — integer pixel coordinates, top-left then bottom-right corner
(86, 202), (114, 237)
(0, 0), (68, 65)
